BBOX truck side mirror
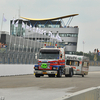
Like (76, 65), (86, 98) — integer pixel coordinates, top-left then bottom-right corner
(60, 54), (62, 58)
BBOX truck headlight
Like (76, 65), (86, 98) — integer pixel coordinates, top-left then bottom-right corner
(34, 67), (38, 69)
(53, 67), (57, 70)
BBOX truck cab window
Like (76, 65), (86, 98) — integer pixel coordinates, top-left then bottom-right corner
(39, 50), (59, 59)
(66, 60), (79, 66)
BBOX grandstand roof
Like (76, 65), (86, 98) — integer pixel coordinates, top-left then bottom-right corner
(20, 14), (79, 21)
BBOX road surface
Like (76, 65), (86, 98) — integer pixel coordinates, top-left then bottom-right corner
(0, 66), (100, 100)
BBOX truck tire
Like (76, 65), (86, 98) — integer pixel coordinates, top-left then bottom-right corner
(65, 74), (69, 77)
(48, 74), (55, 77)
(82, 74), (84, 77)
(69, 68), (73, 77)
(56, 68), (62, 77)
(65, 68), (73, 77)
(35, 74), (40, 77)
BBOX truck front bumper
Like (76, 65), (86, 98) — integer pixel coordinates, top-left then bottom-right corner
(34, 70), (57, 75)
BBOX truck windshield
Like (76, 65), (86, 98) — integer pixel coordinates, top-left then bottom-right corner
(39, 50), (59, 59)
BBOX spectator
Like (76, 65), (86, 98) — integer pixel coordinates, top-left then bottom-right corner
(97, 49), (99, 53)
(2, 43), (4, 48)
(5, 44), (7, 47)
(0, 42), (2, 48)
(0, 43), (7, 48)
(94, 49), (96, 54)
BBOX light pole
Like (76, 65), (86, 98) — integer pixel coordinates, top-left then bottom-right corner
(83, 41), (84, 56)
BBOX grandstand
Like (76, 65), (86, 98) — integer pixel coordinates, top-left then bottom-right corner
(0, 31), (60, 64)
(0, 32), (43, 64)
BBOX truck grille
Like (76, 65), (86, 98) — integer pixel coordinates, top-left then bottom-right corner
(39, 63), (50, 69)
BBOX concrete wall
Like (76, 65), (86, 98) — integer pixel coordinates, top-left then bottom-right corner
(0, 64), (34, 76)
(0, 65), (99, 76)
(55, 86), (100, 100)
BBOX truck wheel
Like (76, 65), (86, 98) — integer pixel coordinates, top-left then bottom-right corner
(69, 68), (73, 77)
(57, 68), (62, 77)
(65, 74), (69, 77)
(35, 74), (40, 77)
(48, 74), (55, 77)
(82, 74), (84, 77)
(41, 74), (44, 76)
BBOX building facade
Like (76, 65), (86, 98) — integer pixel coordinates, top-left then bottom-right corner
(10, 14), (79, 54)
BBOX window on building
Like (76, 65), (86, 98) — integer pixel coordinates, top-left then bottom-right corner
(52, 33), (57, 37)
(67, 42), (77, 46)
(65, 51), (76, 55)
(59, 33), (65, 37)
(38, 24), (45, 28)
(59, 33), (78, 37)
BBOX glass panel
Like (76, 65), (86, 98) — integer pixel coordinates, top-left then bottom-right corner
(59, 33), (78, 37)
(59, 33), (65, 37)
(39, 50), (59, 59)
(66, 60), (79, 66)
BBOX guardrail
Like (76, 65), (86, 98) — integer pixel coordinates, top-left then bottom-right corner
(55, 86), (100, 100)
(0, 64), (34, 76)
(90, 61), (100, 66)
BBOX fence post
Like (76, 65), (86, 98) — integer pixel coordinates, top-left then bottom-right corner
(8, 57), (10, 64)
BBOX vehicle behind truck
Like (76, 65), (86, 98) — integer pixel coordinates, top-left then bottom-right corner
(65, 54), (89, 77)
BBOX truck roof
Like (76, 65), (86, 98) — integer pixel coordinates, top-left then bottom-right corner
(40, 47), (64, 50)
(40, 48), (60, 50)
(65, 54), (89, 61)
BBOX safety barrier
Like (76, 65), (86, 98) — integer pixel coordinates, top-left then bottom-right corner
(0, 64), (34, 76)
(55, 86), (100, 100)
(90, 61), (100, 66)
(0, 51), (38, 64)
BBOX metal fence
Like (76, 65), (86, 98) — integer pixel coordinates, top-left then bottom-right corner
(0, 50), (100, 65)
(89, 61), (100, 66)
(0, 50), (38, 64)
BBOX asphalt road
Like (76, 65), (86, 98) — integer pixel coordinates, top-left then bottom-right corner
(0, 66), (100, 92)
(0, 66), (100, 100)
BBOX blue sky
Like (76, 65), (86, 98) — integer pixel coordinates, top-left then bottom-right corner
(0, 0), (100, 53)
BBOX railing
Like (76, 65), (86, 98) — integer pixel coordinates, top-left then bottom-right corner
(0, 51), (38, 64)
(0, 48), (7, 53)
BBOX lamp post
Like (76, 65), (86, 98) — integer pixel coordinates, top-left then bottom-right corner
(83, 41), (84, 56)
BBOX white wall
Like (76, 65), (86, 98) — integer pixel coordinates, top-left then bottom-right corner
(0, 64), (34, 76)
(0, 65), (99, 77)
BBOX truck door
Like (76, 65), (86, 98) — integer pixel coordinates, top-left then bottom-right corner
(82, 61), (89, 75)
(75, 61), (82, 74)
